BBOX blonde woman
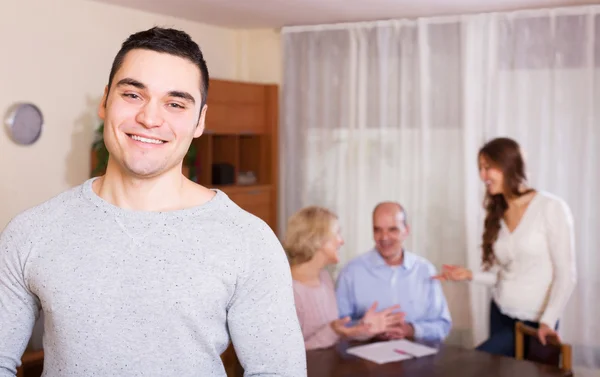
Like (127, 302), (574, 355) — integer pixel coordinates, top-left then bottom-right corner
(283, 206), (405, 350)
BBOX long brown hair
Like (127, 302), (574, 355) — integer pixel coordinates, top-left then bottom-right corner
(479, 138), (533, 270)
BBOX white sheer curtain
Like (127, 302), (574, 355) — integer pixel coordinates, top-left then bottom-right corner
(281, 5), (599, 374)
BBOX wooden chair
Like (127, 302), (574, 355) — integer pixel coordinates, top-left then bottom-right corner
(515, 322), (572, 374)
(15, 346), (240, 377)
(221, 343), (243, 377)
(16, 349), (44, 377)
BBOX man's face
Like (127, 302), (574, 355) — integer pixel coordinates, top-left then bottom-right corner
(98, 49), (207, 178)
(373, 209), (409, 260)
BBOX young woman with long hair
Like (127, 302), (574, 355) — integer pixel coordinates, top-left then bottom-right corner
(435, 137), (577, 357)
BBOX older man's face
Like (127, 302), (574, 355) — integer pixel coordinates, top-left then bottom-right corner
(373, 210), (408, 260)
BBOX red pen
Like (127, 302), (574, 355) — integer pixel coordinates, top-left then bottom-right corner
(394, 349), (414, 358)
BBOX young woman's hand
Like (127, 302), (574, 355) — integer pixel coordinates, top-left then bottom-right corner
(537, 323), (560, 345)
(432, 264), (473, 282)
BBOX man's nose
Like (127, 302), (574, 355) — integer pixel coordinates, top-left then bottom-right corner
(136, 100), (164, 128)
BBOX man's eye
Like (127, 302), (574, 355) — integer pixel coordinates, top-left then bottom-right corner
(169, 103), (184, 109)
(124, 93), (139, 99)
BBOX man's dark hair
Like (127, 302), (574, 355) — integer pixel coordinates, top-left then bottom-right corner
(106, 27), (209, 108)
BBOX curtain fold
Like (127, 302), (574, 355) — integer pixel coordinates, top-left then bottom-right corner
(281, 5), (600, 373)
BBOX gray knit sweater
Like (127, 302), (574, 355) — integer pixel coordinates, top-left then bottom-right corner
(0, 178), (306, 376)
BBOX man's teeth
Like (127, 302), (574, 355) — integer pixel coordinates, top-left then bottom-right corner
(130, 135), (164, 144)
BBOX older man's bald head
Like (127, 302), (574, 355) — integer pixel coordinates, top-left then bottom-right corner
(372, 201), (408, 225)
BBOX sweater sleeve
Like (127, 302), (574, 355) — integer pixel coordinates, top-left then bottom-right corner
(226, 220), (306, 376)
(0, 215), (41, 377)
(471, 264), (500, 286)
(539, 198), (577, 328)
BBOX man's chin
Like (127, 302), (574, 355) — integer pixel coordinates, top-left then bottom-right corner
(123, 165), (167, 179)
(379, 248), (398, 258)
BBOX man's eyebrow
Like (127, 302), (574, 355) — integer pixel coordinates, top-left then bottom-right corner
(116, 78), (146, 90)
(116, 78), (196, 105)
(168, 90), (196, 105)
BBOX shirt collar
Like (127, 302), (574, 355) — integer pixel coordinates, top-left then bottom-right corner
(368, 248), (416, 270)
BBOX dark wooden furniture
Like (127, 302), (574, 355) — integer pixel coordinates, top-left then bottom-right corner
(90, 79), (279, 233)
(15, 348), (241, 377)
(195, 79), (279, 232)
(306, 341), (573, 377)
(16, 349), (44, 377)
(515, 322), (573, 374)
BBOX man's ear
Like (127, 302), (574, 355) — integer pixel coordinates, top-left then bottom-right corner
(193, 104), (207, 138)
(98, 86), (108, 121)
(403, 223), (411, 237)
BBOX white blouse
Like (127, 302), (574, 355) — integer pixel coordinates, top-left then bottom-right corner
(472, 191), (577, 328)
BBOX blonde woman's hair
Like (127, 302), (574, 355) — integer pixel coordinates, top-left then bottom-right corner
(283, 206), (338, 266)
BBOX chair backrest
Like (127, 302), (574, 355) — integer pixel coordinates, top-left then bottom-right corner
(221, 343), (243, 377)
(515, 322), (572, 374)
(16, 349), (44, 377)
(16, 347), (240, 377)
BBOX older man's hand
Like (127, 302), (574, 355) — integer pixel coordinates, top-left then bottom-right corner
(377, 323), (415, 340)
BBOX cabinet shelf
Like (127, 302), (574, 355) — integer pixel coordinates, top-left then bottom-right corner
(193, 134), (271, 187)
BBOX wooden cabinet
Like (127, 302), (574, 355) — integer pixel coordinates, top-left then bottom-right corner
(196, 79), (279, 231)
(204, 80), (269, 135)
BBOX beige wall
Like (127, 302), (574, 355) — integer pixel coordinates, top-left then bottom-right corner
(0, 0), (281, 229)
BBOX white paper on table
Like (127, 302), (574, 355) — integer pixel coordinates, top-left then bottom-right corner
(346, 340), (439, 364)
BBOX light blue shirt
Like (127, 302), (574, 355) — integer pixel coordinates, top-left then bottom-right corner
(335, 249), (452, 342)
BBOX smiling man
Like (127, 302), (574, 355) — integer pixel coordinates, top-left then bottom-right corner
(335, 202), (452, 343)
(0, 27), (306, 376)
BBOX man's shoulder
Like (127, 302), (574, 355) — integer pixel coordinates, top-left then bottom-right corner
(405, 251), (437, 274)
(206, 190), (274, 235)
(200, 191), (282, 255)
(3, 182), (87, 236)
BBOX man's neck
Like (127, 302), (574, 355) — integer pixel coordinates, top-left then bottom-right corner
(384, 248), (404, 266)
(94, 164), (191, 212)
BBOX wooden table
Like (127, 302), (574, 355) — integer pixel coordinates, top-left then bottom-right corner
(306, 341), (572, 377)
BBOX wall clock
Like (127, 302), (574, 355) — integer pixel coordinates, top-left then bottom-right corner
(4, 103), (44, 145)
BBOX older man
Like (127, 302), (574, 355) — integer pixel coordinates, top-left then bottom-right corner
(335, 202), (452, 343)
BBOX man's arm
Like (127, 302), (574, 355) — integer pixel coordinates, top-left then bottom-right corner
(335, 268), (356, 320)
(409, 264), (452, 343)
(0, 216), (41, 377)
(226, 221), (306, 377)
